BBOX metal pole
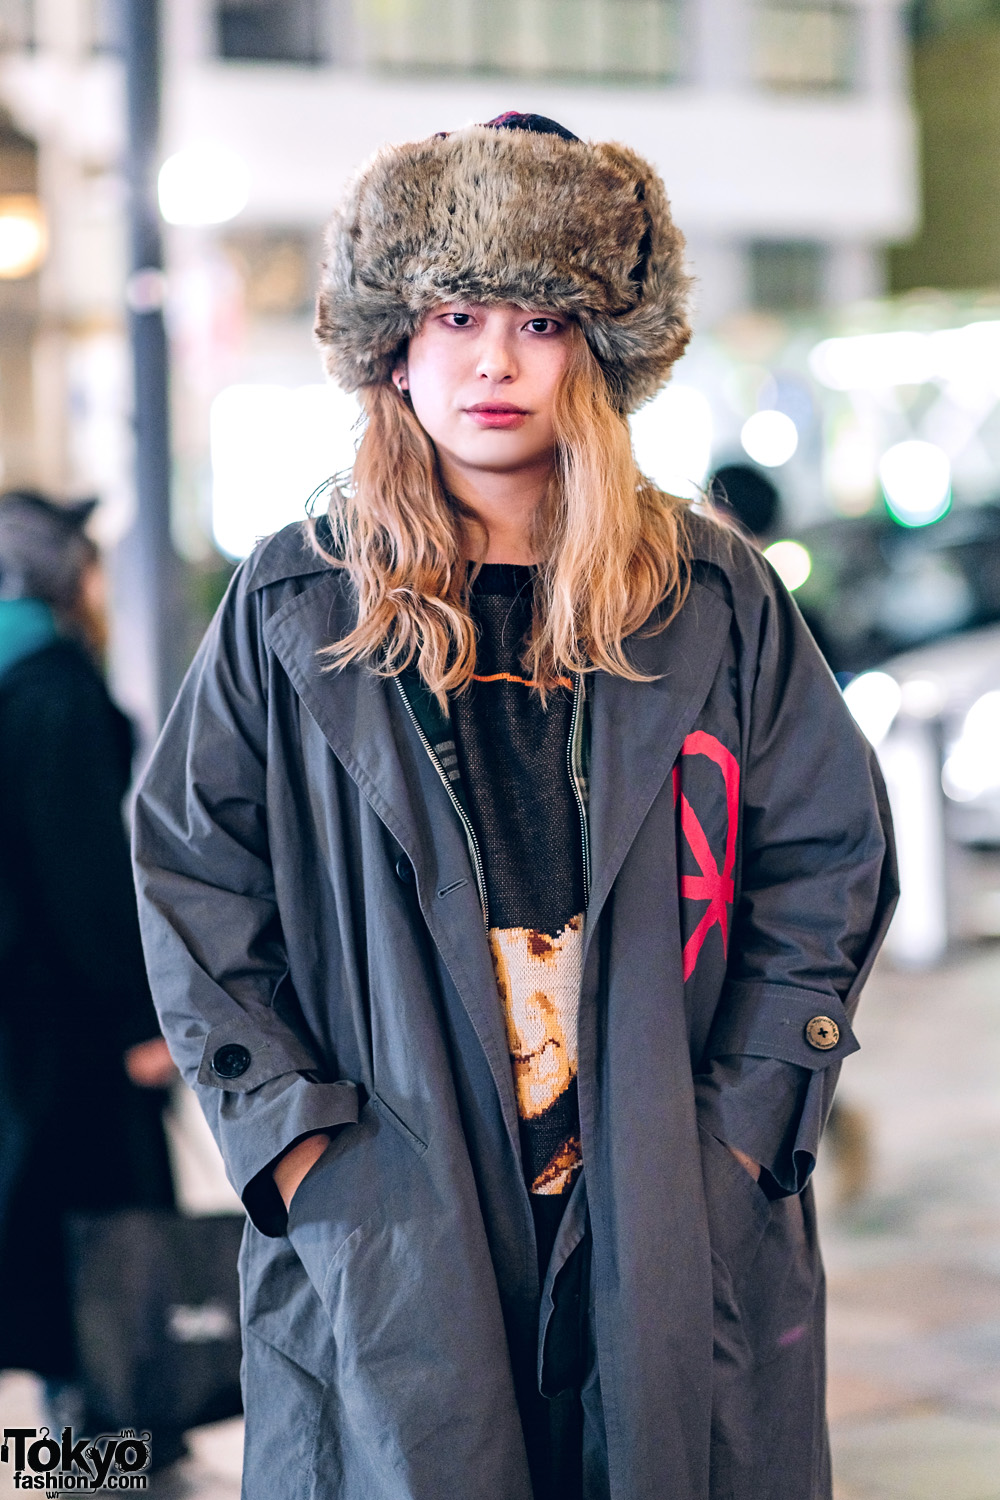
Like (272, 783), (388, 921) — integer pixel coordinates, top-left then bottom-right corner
(121, 0), (184, 731)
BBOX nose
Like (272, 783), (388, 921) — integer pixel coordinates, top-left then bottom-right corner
(476, 323), (517, 384)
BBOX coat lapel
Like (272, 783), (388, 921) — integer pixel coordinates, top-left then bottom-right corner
(263, 568), (733, 1150)
(267, 575), (427, 855)
(587, 578), (733, 941)
(264, 575), (523, 1149)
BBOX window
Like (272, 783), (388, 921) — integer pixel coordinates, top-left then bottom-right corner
(216, 0), (324, 63)
(223, 230), (316, 318)
(90, 0), (121, 53)
(750, 241), (825, 312)
(354, 0), (683, 83)
(0, 0), (35, 49)
(0, 0), (118, 55)
(753, 3), (857, 90)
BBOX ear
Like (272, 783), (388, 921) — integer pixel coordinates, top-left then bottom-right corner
(391, 356), (409, 395)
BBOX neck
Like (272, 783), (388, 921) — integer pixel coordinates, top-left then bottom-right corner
(437, 451), (551, 565)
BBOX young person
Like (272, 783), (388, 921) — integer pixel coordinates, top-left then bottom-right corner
(133, 115), (897, 1500)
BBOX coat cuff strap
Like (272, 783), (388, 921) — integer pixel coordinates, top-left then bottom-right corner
(705, 981), (858, 1071)
(196, 1018), (321, 1093)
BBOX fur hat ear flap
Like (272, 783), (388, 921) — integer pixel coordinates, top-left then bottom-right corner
(315, 121), (692, 414)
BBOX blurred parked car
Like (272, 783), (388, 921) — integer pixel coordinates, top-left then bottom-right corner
(883, 624), (1000, 849)
(793, 501), (1000, 676)
(842, 617), (1000, 966)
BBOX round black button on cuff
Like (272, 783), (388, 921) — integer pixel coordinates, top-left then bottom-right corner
(804, 1016), (840, 1051)
(212, 1042), (252, 1079)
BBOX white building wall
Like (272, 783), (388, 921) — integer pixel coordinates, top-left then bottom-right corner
(154, 0), (917, 328)
(0, 0), (921, 574)
(161, 65), (918, 250)
(0, 0), (925, 727)
(2, 0), (921, 345)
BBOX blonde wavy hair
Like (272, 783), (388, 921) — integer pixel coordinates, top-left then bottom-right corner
(311, 327), (692, 702)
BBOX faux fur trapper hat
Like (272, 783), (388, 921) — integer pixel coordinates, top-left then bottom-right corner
(315, 113), (692, 413)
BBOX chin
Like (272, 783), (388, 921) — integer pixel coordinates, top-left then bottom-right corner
(456, 437), (551, 472)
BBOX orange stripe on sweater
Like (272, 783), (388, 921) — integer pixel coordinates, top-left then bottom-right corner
(471, 670), (573, 690)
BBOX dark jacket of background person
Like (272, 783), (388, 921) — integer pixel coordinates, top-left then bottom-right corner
(133, 514), (897, 1500)
(0, 499), (174, 1380)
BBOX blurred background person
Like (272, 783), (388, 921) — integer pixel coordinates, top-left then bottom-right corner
(0, 491), (176, 1436)
(708, 462), (781, 543)
(708, 459), (841, 666)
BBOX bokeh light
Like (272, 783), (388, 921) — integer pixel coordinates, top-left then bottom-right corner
(809, 331), (933, 390)
(158, 145), (251, 226)
(740, 410), (798, 467)
(899, 676), (947, 720)
(878, 440), (951, 527)
(810, 320), (1000, 394)
(843, 671), (902, 747)
(0, 195), (47, 278)
(211, 383), (361, 559)
(942, 691), (1000, 802)
(763, 539), (812, 592)
(630, 384), (713, 499)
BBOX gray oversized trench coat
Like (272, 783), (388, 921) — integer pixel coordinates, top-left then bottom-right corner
(132, 512), (897, 1500)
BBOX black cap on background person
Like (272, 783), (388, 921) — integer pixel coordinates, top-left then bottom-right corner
(708, 463), (780, 541)
(0, 490), (107, 657)
(0, 489), (98, 606)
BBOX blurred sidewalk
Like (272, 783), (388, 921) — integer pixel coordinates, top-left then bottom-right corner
(2, 945), (999, 1497)
(822, 945), (1000, 1500)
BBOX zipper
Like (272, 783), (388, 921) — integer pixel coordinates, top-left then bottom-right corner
(567, 672), (591, 907)
(394, 676), (490, 928)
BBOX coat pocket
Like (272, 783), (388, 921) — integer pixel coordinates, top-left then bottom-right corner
(286, 1092), (426, 1299)
(283, 1093), (530, 1491)
(698, 1125), (770, 1282)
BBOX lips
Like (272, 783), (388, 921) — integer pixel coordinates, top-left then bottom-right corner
(464, 402), (529, 429)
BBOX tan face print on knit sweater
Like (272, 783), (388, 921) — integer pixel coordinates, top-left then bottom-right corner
(489, 915), (584, 1194)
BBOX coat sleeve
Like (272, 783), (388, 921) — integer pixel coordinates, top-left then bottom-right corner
(132, 563), (359, 1235)
(695, 551), (898, 1195)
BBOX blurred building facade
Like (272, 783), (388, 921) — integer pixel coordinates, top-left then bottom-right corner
(0, 106), (38, 489)
(161, 0), (915, 322)
(892, 0), (1000, 292)
(0, 0), (917, 720)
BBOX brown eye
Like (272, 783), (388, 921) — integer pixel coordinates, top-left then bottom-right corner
(449, 312), (472, 326)
(527, 318), (558, 334)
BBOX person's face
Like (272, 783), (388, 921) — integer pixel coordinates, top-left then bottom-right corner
(393, 302), (573, 486)
(507, 987), (574, 1116)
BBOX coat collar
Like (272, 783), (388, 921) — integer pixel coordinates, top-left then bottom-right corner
(258, 522), (733, 1131)
(264, 572), (526, 1149)
(256, 525), (733, 944)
